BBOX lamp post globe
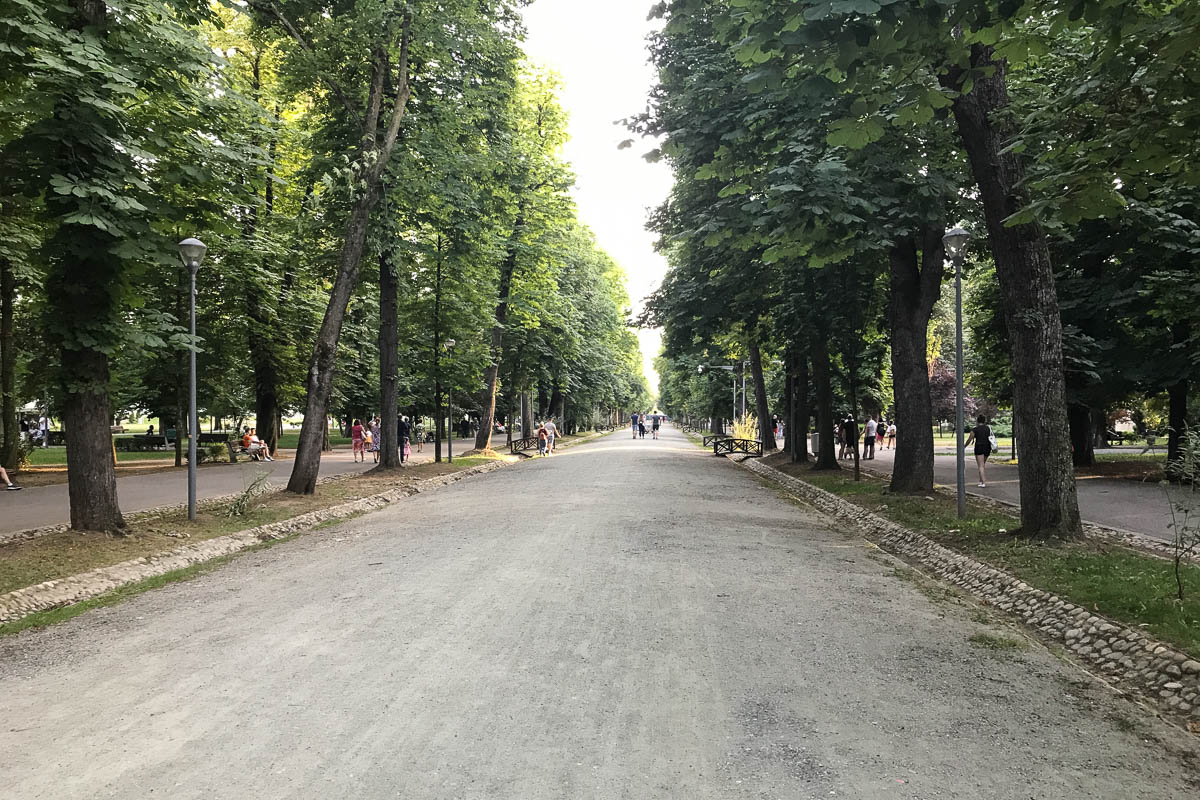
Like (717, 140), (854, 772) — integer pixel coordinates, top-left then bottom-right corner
(942, 226), (970, 256)
(177, 237), (207, 270)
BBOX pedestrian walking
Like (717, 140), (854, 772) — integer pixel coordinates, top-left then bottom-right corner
(413, 419), (424, 452)
(351, 418), (365, 462)
(367, 417), (380, 463)
(544, 417), (559, 454)
(0, 464), (21, 490)
(536, 422), (549, 456)
(37, 414), (50, 448)
(652, 414), (661, 439)
(964, 414), (994, 488)
(886, 420), (896, 449)
(863, 415), (876, 460)
(638, 416), (646, 439)
(631, 411), (639, 439)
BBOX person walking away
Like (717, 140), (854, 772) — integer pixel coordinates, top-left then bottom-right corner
(0, 464), (21, 490)
(351, 419), (365, 463)
(837, 416), (848, 460)
(876, 419), (885, 449)
(863, 415), (876, 460)
(886, 420), (896, 449)
(651, 414), (661, 439)
(964, 414), (994, 487)
(631, 411), (639, 439)
(843, 414), (858, 460)
(37, 414), (50, 448)
(364, 422), (377, 463)
(544, 417), (559, 454)
(536, 422), (549, 456)
(638, 416), (646, 439)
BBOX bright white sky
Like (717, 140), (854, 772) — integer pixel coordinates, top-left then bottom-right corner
(521, 0), (672, 396)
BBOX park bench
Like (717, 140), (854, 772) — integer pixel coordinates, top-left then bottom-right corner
(703, 434), (731, 448)
(509, 436), (540, 456)
(114, 434), (169, 452)
(197, 432), (242, 463)
(712, 438), (763, 457)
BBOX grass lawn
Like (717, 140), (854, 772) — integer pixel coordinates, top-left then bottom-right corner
(761, 453), (1200, 659)
(0, 454), (509, 603)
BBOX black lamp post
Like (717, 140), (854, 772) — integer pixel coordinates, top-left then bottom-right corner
(177, 237), (207, 521)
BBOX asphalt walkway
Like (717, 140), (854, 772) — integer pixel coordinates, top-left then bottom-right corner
(0, 441), (467, 537)
(0, 425), (1193, 798)
(859, 447), (1178, 543)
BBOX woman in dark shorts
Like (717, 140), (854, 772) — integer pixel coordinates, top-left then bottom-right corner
(963, 414), (993, 488)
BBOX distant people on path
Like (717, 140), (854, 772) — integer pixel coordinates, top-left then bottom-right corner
(544, 418), (559, 454)
(351, 419), (365, 462)
(652, 414), (661, 439)
(638, 415), (646, 439)
(537, 422), (549, 456)
(964, 414), (994, 488)
(839, 413), (858, 460)
(863, 415), (876, 460)
(631, 411), (639, 439)
(37, 414), (50, 448)
(413, 419), (424, 452)
(876, 420), (885, 449)
(0, 464), (21, 490)
(886, 421), (896, 449)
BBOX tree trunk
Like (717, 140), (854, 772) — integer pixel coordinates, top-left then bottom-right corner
(1168, 378), (1188, 466)
(812, 336), (838, 470)
(286, 182), (383, 493)
(749, 337), (776, 450)
(521, 391), (532, 438)
(0, 256), (16, 470)
(1068, 403), (1095, 467)
(947, 44), (1081, 538)
(475, 208), (525, 451)
(62, 349), (124, 531)
(377, 250), (400, 468)
(791, 348), (810, 464)
(888, 232), (944, 493)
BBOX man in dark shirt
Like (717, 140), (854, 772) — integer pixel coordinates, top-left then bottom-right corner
(397, 416), (411, 463)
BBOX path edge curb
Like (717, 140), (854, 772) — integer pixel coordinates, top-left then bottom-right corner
(736, 457), (1200, 731)
(0, 428), (613, 627)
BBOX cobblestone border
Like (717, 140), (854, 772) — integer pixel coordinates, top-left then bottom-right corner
(0, 429), (612, 625)
(0, 461), (509, 625)
(739, 457), (1200, 729)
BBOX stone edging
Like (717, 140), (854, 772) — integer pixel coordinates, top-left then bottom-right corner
(850, 461), (1187, 564)
(0, 428), (612, 626)
(0, 460), (508, 625)
(738, 457), (1200, 728)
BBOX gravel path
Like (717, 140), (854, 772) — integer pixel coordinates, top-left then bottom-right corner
(0, 426), (1195, 798)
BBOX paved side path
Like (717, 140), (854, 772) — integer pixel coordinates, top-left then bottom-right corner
(0, 442), (466, 536)
(862, 448), (1178, 542)
(0, 426), (1194, 798)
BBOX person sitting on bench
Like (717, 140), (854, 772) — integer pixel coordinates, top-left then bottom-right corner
(246, 428), (273, 462)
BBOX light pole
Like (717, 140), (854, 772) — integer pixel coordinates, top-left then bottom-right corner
(943, 226), (971, 519)
(699, 364), (737, 428)
(177, 238), (207, 522)
(444, 339), (456, 463)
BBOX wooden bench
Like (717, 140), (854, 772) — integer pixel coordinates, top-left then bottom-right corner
(713, 438), (763, 457)
(115, 435), (169, 452)
(197, 432), (249, 463)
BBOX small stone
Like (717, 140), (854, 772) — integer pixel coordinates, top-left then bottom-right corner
(1164, 682), (1184, 690)
(1181, 660), (1200, 675)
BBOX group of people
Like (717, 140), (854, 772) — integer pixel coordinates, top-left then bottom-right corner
(836, 414), (897, 461)
(629, 411), (661, 440)
(350, 416), (429, 464)
(239, 427), (274, 462)
(18, 415), (52, 448)
(534, 418), (560, 456)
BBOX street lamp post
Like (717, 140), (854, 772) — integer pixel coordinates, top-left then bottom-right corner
(699, 364), (738, 429)
(943, 226), (971, 519)
(444, 339), (456, 463)
(177, 238), (207, 522)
